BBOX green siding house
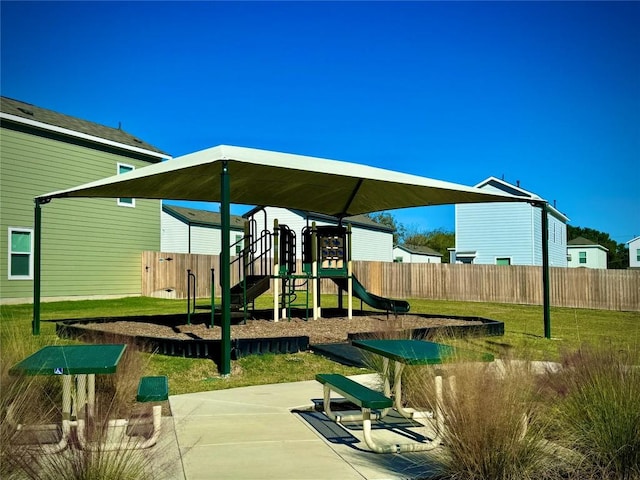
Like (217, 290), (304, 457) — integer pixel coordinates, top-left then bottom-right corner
(1, 97), (170, 304)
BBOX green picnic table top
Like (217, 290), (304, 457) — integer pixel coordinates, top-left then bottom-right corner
(9, 344), (127, 376)
(351, 339), (493, 365)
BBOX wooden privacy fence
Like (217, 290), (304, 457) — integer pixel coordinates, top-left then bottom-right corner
(141, 252), (640, 312)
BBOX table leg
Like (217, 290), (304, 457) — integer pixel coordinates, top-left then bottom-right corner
(76, 374), (87, 419)
(382, 357), (391, 396)
(87, 374), (95, 419)
(62, 375), (72, 421)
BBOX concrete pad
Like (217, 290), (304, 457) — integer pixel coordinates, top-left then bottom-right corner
(179, 439), (364, 480)
(174, 412), (320, 446)
(166, 374), (444, 479)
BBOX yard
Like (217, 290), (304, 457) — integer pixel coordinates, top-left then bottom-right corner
(2, 296), (638, 394)
(2, 296), (639, 479)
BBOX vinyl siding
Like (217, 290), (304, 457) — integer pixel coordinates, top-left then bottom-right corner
(160, 210), (243, 255)
(455, 198), (568, 267)
(260, 207), (393, 262)
(161, 212), (189, 253)
(547, 214), (568, 267)
(567, 246), (608, 269)
(456, 202), (536, 264)
(1, 126), (161, 302)
(392, 247), (441, 263)
(630, 238), (640, 268)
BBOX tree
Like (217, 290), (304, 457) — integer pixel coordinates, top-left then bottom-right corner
(567, 226), (628, 269)
(366, 212), (406, 245)
(404, 228), (455, 263)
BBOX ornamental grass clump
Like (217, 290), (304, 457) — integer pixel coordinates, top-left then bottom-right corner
(544, 344), (640, 480)
(435, 359), (557, 480)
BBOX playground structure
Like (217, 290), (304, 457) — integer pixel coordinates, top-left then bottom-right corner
(189, 210), (410, 322)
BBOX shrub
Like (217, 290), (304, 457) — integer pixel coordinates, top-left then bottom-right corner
(421, 359), (558, 480)
(544, 344), (640, 480)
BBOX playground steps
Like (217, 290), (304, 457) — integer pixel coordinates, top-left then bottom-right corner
(230, 275), (271, 309)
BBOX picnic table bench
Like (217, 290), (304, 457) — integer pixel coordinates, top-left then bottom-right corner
(316, 339), (494, 454)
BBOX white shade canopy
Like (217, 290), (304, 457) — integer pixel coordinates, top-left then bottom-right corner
(37, 145), (530, 216)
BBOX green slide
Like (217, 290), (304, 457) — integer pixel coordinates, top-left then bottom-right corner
(331, 275), (410, 314)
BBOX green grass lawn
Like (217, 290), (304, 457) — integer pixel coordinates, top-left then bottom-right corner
(2, 296), (638, 395)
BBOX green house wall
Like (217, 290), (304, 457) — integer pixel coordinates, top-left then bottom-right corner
(1, 126), (162, 303)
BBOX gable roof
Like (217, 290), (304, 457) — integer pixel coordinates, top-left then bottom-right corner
(243, 206), (394, 233)
(163, 204), (245, 230)
(396, 244), (443, 256)
(475, 176), (570, 223)
(0, 96), (169, 160)
(567, 236), (608, 251)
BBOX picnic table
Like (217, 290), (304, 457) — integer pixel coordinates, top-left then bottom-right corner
(318, 339), (494, 453)
(8, 344), (127, 452)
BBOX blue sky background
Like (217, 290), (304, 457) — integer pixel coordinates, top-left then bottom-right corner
(2, 1), (638, 243)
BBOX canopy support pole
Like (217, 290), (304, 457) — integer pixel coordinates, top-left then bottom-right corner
(220, 162), (231, 375)
(32, 199), (44, 335)
(540, 202), (551, 339)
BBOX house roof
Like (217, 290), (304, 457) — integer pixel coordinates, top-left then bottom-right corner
(163, 204), (245, 230)
(0, 96), (169, 160)
(242, 206), (394, 233)
(475, 176), (569, 222)
(395, 244), (443, 256)
(626, 236), (640, 245)
(567, 236), (608, 251)
(37, 145), (529, 217)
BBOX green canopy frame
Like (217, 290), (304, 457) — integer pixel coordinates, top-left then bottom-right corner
(32, 145), (550, 375)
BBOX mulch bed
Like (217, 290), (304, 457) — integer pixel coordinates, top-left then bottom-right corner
(77, 313), (483, 345)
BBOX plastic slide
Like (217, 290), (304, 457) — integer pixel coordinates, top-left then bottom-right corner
(331, 275), (410, 314)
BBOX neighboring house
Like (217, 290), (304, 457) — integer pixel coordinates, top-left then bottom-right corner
(627, 236), (640, 269)
(567, 237), (608, 269)
(1, 96), (170, 304)
(452, 177), (569, 266)
(161, 204), (246, 255)
(243, 206), (395, 262)
(393, 244), (442, 263)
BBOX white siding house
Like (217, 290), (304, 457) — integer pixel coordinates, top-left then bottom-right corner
(453, 177), (569, 267)
(567, 237), (608, 269)
(161, 204), (245, 255)
(627, 236), (640, 269)
(244, 206), (394, 262)
(393, 244), (442, 263)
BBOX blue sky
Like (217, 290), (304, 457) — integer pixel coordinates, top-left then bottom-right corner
(2, 1), (638, 243)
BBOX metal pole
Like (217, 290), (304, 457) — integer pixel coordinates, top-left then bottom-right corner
(273, 219), (279, 322)
(187, 269), (191, 324)
(540, 203), (551, 339)
(220, 162), (231, 375)
(32, 200), (43, 335)
(210, 268), (215, 328)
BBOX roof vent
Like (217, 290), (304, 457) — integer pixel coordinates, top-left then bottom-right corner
(17, 107), (34, 116)
(133, 138), (142, 144)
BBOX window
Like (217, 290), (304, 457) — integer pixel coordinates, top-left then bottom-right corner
(636, 248), (640, 262)
(117, 163), (135, 207)
(8, 228), (33, 279)
(394, 257), (403, 263)
(496, 257), (511, 266)
(579, 251), (587, 264)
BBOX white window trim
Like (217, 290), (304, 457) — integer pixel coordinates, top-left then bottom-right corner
(117, 162), (135, 207)
(579, 251), (587, 264)
(8, 227), (34, 280)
